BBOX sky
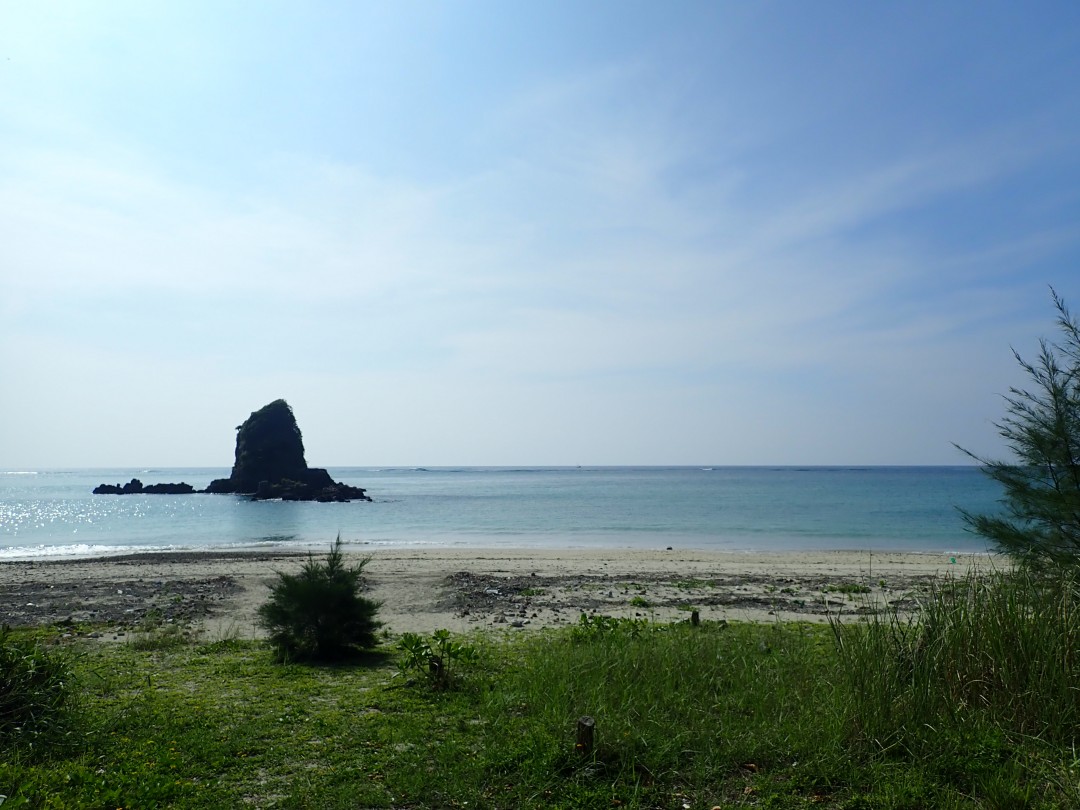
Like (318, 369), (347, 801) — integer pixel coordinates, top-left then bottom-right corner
(2, 2), (1079, 468)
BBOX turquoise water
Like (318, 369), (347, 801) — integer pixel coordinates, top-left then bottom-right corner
(0, 467), (1002, 560)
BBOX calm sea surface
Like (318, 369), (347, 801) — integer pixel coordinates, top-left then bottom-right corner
(0, 467), (1002, 560)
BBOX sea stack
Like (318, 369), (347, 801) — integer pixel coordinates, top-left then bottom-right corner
(204, 399), (371, 502)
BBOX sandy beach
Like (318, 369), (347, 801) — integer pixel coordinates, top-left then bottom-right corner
(0, 546), (1002, 641)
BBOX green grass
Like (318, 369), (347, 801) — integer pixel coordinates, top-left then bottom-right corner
(823, 583), (872, 595)
(0, 626), (76, 751)
(128, 613), (191, 652)
(5, 570), (1080, 808)
(675, 578), (710, 590)
(832, 568), (1080, 765)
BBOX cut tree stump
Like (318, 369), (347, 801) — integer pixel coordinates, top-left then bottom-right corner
(576, 715), (596, 756)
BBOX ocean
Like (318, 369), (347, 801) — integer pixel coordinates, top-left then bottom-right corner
(0, 466), (1003, 561)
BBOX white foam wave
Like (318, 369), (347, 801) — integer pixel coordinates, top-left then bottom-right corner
(0, 543), (184, 561)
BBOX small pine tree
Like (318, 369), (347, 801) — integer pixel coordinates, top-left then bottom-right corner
(958, 289), (1080, 568)
(258, 536), (382, 662)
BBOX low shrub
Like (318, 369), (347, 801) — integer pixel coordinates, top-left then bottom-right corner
(257, 536), (382, 662)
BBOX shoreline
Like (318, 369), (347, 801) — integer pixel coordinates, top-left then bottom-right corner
(0, 547), (1003, 639)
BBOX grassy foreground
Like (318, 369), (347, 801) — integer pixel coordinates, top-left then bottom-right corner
(4, 572), (1080, 808)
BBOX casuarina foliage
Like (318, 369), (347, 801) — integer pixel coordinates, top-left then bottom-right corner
(958, 289), (1080, 567)
(258, 537), (382, 662)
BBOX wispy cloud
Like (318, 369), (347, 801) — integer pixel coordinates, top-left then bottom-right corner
(1, 3), (1078, 465)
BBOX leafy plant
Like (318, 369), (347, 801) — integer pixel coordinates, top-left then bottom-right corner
(0, 626), (75, 747)
(396, 629), (478, 688)
(569, 612), (651, 641)
(958, 288), (1080, 568)
(257, 536), (382, 662)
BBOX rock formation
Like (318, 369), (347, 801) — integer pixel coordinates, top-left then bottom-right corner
(93, 479), (195, 495)
(204, 400), (370, 502)
(93, 399), (371, 502)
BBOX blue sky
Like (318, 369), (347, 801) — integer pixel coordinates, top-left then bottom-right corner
(2, 1), (1079, 467)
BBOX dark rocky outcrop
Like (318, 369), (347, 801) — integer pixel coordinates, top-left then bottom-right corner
(93, 399), (370, 502)
(143, 482), (197, 495)
(207, 399), (308, 494)
(205, 399), (370, 502)
(93, 479), (195, 495)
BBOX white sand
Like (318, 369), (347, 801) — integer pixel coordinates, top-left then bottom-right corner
(0, 547), (1000, 640)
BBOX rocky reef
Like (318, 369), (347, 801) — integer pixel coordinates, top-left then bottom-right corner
(93, 479), (195, 495)
(94, 399), (370, 502)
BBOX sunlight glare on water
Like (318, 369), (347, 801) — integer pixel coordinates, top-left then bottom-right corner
(0, 466), (1002, 560)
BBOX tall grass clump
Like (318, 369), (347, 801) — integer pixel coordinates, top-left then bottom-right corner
(257, 536), (382, 662)
(0, 626), (76, 749)
(482, 617), (844, 802)
(833, 567), (1080, 755)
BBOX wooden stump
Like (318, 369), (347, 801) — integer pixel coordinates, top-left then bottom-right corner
(691, 610), (700, 626)
(576, 715), (595, 756)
